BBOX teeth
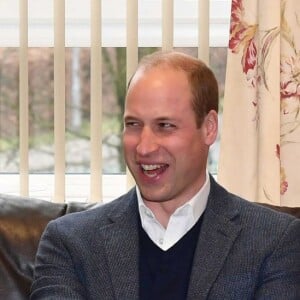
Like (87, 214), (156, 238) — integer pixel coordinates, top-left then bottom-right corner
(141, 164), (162, 171)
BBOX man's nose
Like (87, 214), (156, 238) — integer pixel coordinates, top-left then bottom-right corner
(136, 127), (159, 156)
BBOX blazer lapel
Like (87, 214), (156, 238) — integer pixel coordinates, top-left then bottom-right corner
(187, 179), (242, 299)
(98, 190), (140, 300)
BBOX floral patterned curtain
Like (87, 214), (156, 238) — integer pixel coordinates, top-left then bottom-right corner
(218, 0), (300, 206)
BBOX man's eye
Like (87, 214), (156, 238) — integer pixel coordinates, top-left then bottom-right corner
(125, 121), (139, 127)
(159, 122), (175, 129)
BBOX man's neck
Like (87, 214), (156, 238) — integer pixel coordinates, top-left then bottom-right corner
(143, 200), (179, 228)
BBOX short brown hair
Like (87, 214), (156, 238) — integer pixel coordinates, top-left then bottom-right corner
(128, 51), (219, 127)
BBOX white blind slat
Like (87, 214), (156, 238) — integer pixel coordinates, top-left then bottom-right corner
(90, 0), (102, 202)
(19, 0), (29, 196)
(198, 0), (209, 64)
(54, 0), (66, 202)
(126, 0), (138, 189)
(162, 0), (173, 51)
(127, 0), (138, 78)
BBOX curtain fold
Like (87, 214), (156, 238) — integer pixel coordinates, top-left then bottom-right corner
(218, 0), (300, 207)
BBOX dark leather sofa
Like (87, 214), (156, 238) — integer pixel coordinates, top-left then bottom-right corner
(0, 193), (299, 300)
(0, 194), (99, 300)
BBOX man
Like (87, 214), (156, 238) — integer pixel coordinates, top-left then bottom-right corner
(31, 51), (300, 299)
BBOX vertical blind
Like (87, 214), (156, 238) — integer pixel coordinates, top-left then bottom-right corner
(90, 0), (102, 202)
(19, 0), (29, 196)
(18, 0), (209, 203)
(126, 0), (138, 189)
(54, 0), (66, 203)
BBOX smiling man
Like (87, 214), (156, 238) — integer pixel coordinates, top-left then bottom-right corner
(31, 51), (300, 300)
(123, 58), (217, 229)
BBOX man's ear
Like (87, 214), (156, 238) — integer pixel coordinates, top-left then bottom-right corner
(203, 110), (218, 146)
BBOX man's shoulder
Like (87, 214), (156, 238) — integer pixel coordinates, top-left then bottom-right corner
(209, 177), (297, 230)
(207, 180), (299, 258)
(235, 198), (299, 249)
(235, 195), (297, 228)
(49, 188), (137, 232)
(228, 189), (296, 221)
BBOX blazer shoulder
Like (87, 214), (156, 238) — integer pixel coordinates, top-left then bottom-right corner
(48, 188), (137, 234)
(209, 176), (297, 233)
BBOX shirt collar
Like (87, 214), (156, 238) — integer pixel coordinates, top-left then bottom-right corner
(136, 172), (210, 250)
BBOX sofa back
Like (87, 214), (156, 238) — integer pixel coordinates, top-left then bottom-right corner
(0, 194), (98, 300)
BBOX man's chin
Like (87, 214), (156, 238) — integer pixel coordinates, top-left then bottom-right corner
(138, 187), (172, 203)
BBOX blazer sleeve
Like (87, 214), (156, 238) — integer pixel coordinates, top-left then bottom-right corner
(255, 218), (300, 299)
(30, 220), (86, 299)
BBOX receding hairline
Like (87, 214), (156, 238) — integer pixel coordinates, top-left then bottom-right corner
(128, 51), (202, 88)
(135, 51), (205, 74)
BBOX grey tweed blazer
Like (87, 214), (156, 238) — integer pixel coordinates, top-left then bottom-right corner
(31, 176), (300, 299)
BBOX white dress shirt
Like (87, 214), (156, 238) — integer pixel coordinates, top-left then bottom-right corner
(137, 173), (210, 251)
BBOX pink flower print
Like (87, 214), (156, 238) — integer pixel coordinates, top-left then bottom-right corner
(229, 0), (246, 53)
(228, 0), (258, 84)
(229, 24), (248, 53)
(276, 145), (288, 195)
(230, 0), (244, 33)
(280, 54), (300, 99)
(280, 180), (288, 195)
(280, 167), (288, 195)
(276, 144), (280, 159)
(241, 36), (257, 74)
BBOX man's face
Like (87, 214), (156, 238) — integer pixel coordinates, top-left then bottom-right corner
(123, 66), (217, 207)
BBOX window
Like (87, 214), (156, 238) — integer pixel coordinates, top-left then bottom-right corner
(0, 0), (231, 201)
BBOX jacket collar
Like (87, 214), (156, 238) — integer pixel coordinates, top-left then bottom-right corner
(97, 189), (140, 300)
(187, 176), (242, 299)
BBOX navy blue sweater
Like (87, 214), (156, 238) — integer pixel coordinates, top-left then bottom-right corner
(139, 215), (203, 300)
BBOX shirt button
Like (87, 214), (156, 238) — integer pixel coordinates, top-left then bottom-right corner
(159, 238), (164, 245)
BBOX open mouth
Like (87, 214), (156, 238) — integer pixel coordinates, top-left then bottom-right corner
(141, 164), (169, 178)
